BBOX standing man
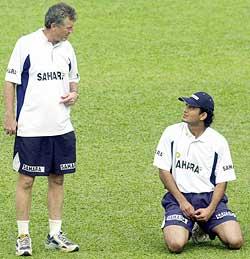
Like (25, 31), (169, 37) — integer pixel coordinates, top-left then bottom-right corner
(4, 2), (80, 256)
(153, 92), (243, 253)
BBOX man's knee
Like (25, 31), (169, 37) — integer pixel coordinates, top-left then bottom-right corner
(165, 239), (185, 253)
(163, 226), (188, 253)
(226, 236), (244, 250)
(213, 221), (244, 250)
(18, 174), (35, 190)
(48, 174), (64, 186)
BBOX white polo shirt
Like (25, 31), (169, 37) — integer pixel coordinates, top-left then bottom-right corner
(5, 28), (80, 137)
(153, 122), (236, 193)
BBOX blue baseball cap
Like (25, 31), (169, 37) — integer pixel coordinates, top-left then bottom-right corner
(178, 92), (214, 112)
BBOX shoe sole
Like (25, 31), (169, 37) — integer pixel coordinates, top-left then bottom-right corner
(45, 243), (79, 253)
(16, 250), (32, 256)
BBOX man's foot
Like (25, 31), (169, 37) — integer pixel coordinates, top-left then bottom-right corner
(192, 223), (210, 244)
(45, 232), (79, 252)
(16, 234), (32, 256)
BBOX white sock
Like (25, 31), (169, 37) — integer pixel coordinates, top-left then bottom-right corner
(49, 219), (62, 237)
(17, 220), (29, 236)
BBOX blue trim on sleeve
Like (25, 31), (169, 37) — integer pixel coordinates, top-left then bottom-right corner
(68, 59), (72, 72)
(16, 55), (30, 121)
(210, 152), (218, 186)
(170, 141), (174, 174)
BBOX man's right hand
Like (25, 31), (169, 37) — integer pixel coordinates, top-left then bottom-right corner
(179, 200), (195, 220)
(4, 114), (17, 135)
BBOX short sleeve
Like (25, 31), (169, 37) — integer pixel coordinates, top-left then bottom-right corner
(153, 128), (173, 172)
(5, 38), (24, 84)
(68, 47), (80, 83)
(215, 140), (236, 183)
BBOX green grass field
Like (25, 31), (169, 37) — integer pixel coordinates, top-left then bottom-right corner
(0, 0), (249, 258)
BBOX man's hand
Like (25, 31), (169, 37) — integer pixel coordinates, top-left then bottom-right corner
(60, 92), (78, 106)
(179, 200), (195, 220)
(4, 113), (17, 135)
(194, 207), (214, 222)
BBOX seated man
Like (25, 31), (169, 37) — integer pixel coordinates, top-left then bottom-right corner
(153, 91), (243, 253)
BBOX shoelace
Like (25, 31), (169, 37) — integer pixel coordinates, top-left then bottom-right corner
(19, 235), (30, 247)
(58, 233), (73, 245)
(194, 225), (206, 236)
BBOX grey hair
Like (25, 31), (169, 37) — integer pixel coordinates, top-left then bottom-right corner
(45, 2), (77, 28)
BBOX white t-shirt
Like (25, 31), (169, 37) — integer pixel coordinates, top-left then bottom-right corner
(153, 122), (236, 193)
(5, 28), (80, 137)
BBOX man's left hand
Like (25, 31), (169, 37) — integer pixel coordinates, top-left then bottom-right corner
(60, 92), (78, 106)
(194, 207), (214, 222)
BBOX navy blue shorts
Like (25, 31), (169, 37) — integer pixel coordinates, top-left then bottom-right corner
(13, 131), (76, 176)
(161, 192), (237, 238)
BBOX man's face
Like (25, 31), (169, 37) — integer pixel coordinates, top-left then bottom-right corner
(51, 17), (74, 43)
(182, 104), (205, 126)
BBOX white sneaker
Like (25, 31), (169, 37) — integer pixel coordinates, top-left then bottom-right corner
(16, 234), (32, 256)
(192, 223), (210, 244)
(45, 232), (79, 252)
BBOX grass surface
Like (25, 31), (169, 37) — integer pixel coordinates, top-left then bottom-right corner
(0, 0), (249, 258)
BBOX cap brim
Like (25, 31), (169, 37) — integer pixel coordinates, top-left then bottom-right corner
(178, 97), (200, 107)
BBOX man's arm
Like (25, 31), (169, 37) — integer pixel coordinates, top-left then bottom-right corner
(60, 82), (79, 106)
(4, 81), (17, 135)
(159, 169), (195, 219)
(69, 82), (78, 93)
(194, 182), (227, 222)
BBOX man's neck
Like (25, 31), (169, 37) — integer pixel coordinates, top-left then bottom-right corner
(43, 28), (58, 45)
(188, 124), (206, 138)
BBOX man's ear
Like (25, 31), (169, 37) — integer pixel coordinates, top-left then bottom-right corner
(200, 112), (207, 121)
(50, 23), (57, 30)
